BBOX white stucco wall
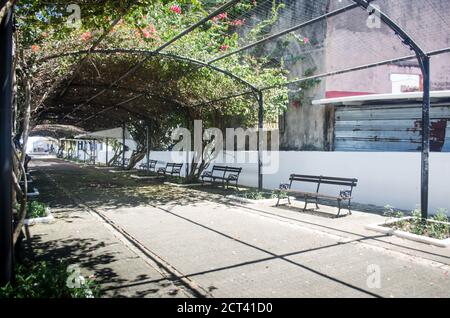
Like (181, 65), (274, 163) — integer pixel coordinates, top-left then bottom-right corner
(134, 151), (450, 215)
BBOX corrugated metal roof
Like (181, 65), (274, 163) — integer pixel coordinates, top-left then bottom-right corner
(313, 90), (450, 106)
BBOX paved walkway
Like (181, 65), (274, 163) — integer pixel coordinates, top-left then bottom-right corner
(26, 158), (450, 298)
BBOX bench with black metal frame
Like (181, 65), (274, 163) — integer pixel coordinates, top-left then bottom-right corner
(139, 159), (158, 172)
(275, 174), (358, 217)
(157, 162), (183, 177)
(201, 165), (242, 190)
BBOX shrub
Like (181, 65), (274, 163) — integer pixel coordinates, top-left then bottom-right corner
(239, 189), (277, 200)
(429, 209), (449, 240)
(26, 201), (48, 219)
(0, 261), (99, 298)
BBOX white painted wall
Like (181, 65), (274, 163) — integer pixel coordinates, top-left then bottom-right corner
(135, 151), (450, 215)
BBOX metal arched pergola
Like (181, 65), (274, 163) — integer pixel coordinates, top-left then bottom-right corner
(2, 0), (450, 284)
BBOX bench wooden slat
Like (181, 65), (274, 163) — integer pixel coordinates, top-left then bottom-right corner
(281, 189), (351, 201)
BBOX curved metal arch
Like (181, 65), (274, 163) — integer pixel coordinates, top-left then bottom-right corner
(352, 0), (430, 218)
(352, 0), (426, 57)
(38, 48), (260, 95)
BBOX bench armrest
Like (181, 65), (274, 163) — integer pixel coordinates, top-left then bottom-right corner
(227, 174), (239, 181)
(202, 171), (212, 177)
(339, 190), (352, 199)
(279, 183), (290, 190)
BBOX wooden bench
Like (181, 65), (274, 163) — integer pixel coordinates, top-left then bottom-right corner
(139, 159), (158, 172)
(201, 165), (242, 189)
(157, 163), (183, 177)
(275, 174), (358, 217)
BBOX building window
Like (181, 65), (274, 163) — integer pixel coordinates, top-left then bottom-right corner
(390, 74), (421, 93)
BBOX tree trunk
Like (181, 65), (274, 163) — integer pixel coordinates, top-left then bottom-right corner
(108, 143), (123, 166)
(126, 148), (146, 170)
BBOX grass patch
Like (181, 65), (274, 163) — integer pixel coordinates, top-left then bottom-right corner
(0, 261), (99, 298)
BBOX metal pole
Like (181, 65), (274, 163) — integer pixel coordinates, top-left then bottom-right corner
(420, 56), (431, 219)
(122, 122), (126, 168)
(0, 6), (14, 286)
(105, 138), (109, 166)
(146, 123), (150, 173)
(257, 91), (264, 191)
(93, 140), (96, 165)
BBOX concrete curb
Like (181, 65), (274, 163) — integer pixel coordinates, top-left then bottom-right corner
(24, 208), (55, 226)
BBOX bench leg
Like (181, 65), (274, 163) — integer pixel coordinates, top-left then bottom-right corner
(315, 198), (319, 210)
(348, 199), (352, 215)
(303, 196), (308, 211)
(336, 199), (342, 218)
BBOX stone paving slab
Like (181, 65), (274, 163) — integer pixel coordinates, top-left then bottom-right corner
(25, 162), (193, 298)
(27, 158), (450, 298)
(105, 203), (450, 298)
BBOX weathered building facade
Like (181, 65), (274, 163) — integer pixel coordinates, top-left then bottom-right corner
(271, 0), (450, 151)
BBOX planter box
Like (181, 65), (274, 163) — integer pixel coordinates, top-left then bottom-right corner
(24, 208), (55, 226)
(366, 217), (450, 248)
(27, 188), (40, 199)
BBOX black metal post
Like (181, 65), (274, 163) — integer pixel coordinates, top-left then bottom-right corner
(420, 56), (431, 219)
(146, 123), (150, 173)
(105, 138), (109, 166)
(0, 6), (14, 286)
(257, 91), (264, 191)
(122, 123), (126, 168)
(93, 140), (96, 165)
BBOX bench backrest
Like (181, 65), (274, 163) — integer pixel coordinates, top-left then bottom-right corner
(289, 174), (357, 193)
(142, 159), (157, 167)
(212, 165), (242, 178)
(166, 162), (183, 172)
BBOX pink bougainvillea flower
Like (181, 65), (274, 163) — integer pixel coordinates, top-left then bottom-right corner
(81, 31), (92, 42)
(230, 19), (244, 26)
(220, 44), (230, 51)
(303, 37), (310, 44)
(143, 30), (151, 38)
(212, 12), (227, 22)
(170, 5), (181, 14)
(148, 23), (157, 34)
(31, 45), (40, 52)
